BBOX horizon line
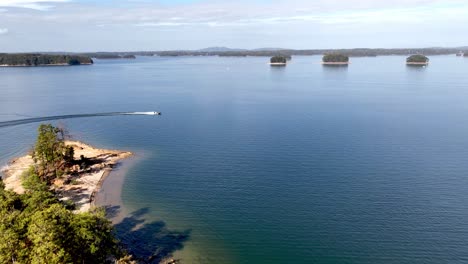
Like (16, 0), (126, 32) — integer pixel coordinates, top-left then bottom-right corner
(5, 45), (468, 54)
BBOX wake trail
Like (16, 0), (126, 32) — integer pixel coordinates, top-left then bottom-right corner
(0, 112), (160, 129)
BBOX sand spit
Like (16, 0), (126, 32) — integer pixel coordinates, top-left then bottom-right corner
(1, 140), (132, 213)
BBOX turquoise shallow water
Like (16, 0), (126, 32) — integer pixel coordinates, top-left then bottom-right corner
(2, 56), (468, 263)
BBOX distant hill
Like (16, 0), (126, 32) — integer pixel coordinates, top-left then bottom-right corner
(6, 46), (468, 60)
(199, 47), (287, 52)
(155, 47), (465, 57)
(198, 47), (247, 52)
(253, 48), (287, 51)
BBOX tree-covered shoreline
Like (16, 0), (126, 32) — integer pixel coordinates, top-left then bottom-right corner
(322, 53), (349, 63)
(0, 124), (122, 263)
(0, 54), (93, 66)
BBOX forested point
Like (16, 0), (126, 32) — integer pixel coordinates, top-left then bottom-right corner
(0, 124), (137, 263)
(0, 54), (93, 66)
(79, 53), (137, 59)
(406, 55), (429, 63)
(322, 53), (350, 63)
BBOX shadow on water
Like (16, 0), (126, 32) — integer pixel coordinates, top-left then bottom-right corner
(103, 205), (122, 219)
(406, 64), (428, 71)
(109, 207), (191, 263)
(321, 64), (349, 70)
(321, 64), (348, 81)
(269, 64), (287, 81)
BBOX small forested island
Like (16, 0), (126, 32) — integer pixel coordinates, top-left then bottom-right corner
(0, 54), (93, 67)
(406, 54), (429, 65)
(270, 55), (288, 66)
(322, 53), (350, 65)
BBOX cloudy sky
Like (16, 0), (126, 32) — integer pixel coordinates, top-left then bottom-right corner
(0, 0), (467, 52)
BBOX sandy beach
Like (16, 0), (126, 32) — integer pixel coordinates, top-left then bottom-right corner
(95, 154), (142, 222)
(0, 140), (132, 213)
(321, 62), (350, 65)
(406, 62), (429, 65)
(269, 62), (287, 66)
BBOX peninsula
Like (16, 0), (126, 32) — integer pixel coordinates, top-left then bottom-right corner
(1, 130), (131, 212)
(0, 124), (138, 263)
(0, 53), (93, 67)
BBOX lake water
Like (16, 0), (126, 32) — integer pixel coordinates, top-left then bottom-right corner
(2, 55), (468, 263)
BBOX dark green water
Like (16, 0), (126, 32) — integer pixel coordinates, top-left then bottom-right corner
(2, 56), (468, 263)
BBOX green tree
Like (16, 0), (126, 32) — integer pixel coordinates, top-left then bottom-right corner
(27, 204), (74, 264)
(0, 170), (119, 264)
(0, 54), (93, 67)
(67, 59), (81, 65)
(32, 124), (74, 181)
(322, 53), (349, 63)
(70, 209), (117, 263)
(270, 56), (288, 64)
(406, 54), (429, 63)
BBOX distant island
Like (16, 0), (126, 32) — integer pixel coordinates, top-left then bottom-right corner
(47, 47), (464, 58)
(270, 55), (289, 66)
(1, 47), (467, 67)
(0, 54), (93, 67)
(149, 47), (468, 58)
(322, 53), (349, 65)
(80, 53), (137, 59)
(406, 55), (429, 65)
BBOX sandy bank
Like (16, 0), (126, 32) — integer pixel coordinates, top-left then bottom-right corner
(0, 140), (132, 213)
(321, 62), (350, 65)
(0, 63), (93, 67)
(406, 62), (429, 65)
(269, 62), (287, 66)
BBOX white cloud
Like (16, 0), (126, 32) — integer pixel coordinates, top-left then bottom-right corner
(0, 0), (70, 11)
(1, 0), (468, 50)
(0, 28), (9, 35)
(131, 3), (468, 28)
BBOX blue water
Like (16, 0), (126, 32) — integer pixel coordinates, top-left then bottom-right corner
(2, 56), (468, 263)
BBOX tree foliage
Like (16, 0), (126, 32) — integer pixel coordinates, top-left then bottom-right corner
(406, 54), (429, 63)
(270, 56), (287, 64)
(32, 124), (74, 182)
(322, 53), (349, 63)
(0, 169), (118, 264)
(0, 54), (93, 66)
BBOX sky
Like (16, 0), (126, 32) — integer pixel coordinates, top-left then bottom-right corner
(0, 0), (468, 52)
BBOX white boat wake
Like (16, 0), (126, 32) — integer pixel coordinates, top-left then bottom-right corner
(0, 111), (161, 128)
(124, 112), (161, 115)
